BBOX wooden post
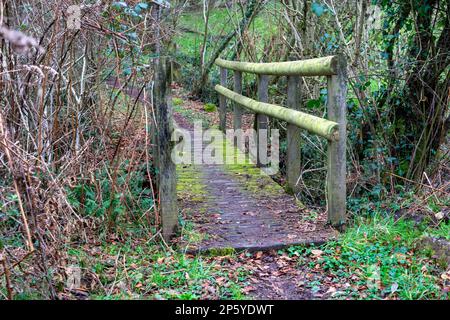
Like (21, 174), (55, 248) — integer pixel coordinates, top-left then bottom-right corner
(233, 71), (242, 131)
(255, 74), (269, 166)
(155, 58), (178, 241)
(326, 55), (347, 228)
(219, 67), (227, 132)
(286, 75), (301, 193)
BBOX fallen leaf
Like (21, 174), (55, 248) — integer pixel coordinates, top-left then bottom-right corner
(390, 282), (398, 293)
(311, 249), (323, 256)
(435, 212), (444, 220)
(280, 254), (293, 261)
(243, 286), (255, 293)
(216, 277), (225, 285)
(326, 287), (336, 294)
(250, 277), (259, 283)
(207, 286), (216, 294)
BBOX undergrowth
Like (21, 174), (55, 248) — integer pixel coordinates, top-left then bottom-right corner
(284, 212), (449, 300)
(62, 236), (247, 300)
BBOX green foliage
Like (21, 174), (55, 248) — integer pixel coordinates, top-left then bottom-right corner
(284, 214), (448, 300)
(0, 191), (29, 248)
(105, 1), (152, 77)
(311, 3), (326, 17)
(67, 162), (154, 229)
(203, 103), (217, 112)
(69, 240), (247, 300)
(426, 220), (450, 241)
(172, 97), (183, 106)
(174, 2), (279, 100)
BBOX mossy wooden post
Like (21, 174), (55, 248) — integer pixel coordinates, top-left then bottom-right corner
(256, 75), (269, 166)
(233, 71), (242, 131)
(287, 74), (301, 193)
(155, 57), (178, 241)
(219, 67), (227, 132)
(326, 55), (347, 228)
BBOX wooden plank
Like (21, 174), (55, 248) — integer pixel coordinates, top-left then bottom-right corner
(215, 56), (339, 76)
(286, 75), (301, 193)
(326, 55), (347, 228)
(256, 75), (269, 167)
(233, 71), (243, 131)
(155, 58), (178, 241)
(219, 67), (227, 132)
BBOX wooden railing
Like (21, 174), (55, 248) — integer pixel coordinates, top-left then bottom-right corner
(214, 55), (347, 227)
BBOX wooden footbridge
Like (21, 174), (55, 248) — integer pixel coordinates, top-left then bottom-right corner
(153, 55), (347, 251)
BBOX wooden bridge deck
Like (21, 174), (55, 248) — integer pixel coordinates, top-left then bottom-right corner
(108, 68), (341, 250)
(175, 123), (337, 252)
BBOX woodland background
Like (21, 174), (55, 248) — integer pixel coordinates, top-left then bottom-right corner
(0, 0), (448, 300)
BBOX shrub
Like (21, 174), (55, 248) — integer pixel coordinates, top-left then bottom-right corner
(172, 97), (183, 106)
(204, 103), (217, 112)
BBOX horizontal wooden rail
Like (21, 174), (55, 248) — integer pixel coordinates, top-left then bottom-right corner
(215, 56), (338, 76)
(215, 84), (339, 141)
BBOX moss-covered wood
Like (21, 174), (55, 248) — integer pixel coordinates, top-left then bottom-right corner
(215, 56), (338, 76)
(219, 67), (227, 132)
(214, 84), (339, 141)
(255, 75), (269, 166)
(233, 71), (242, 131)
(155, 58), (178, 241)
(286, 74), (302, 193)
(326, 55), (347, 228)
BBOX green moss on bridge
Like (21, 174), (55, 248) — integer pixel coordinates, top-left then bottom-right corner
(176, 164), (208, 203)
(205, 129), (287, 199)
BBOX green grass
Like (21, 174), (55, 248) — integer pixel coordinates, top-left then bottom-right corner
(427, 221), (450, 240)
(66, 237), (248, 300)
(283, 214), (449, 300)
(176, 2), (280, 59)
